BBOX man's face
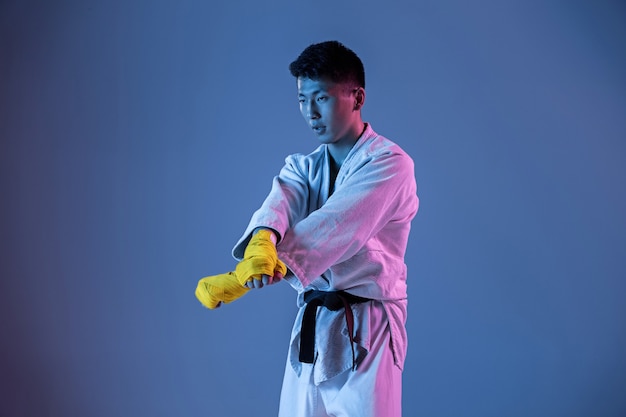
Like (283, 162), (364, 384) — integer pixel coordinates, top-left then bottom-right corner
(297, 77), (361, 147)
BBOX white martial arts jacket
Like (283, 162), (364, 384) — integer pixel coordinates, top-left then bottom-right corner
(233, 124), (419, 383)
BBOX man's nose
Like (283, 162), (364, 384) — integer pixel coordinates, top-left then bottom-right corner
(305, 101), (320, 119)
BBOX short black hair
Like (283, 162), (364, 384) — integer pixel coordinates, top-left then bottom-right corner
(289, 40), (365, 88)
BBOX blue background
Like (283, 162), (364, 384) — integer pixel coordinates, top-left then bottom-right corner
(1, 0), (625, 416)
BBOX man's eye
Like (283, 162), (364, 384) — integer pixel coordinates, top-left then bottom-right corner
(317, 96), (327, 102)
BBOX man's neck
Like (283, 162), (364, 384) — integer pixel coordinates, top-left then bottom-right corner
(328, 122), (366, 168)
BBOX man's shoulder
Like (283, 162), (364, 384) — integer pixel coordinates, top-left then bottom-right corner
(290, 143), (326, 160)
(282, 144), (327, 172)
(358, 126), (412, 162)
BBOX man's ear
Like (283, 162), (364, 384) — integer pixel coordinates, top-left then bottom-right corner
(354, 87), (366, 111)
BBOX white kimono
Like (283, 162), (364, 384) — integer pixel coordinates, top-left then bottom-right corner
(232, 124), (418, 414)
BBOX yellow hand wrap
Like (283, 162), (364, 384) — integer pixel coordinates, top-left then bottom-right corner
(195, 271), (250, 309)
(235, 229), (287, 286)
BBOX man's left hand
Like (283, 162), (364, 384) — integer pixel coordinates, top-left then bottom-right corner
(236, 229), (287, 286)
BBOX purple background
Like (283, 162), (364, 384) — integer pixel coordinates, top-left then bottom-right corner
(1, 0), (625, 416)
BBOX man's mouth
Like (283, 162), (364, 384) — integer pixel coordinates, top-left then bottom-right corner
(311, 125), (326, 134)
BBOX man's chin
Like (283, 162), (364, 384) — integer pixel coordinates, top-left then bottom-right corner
(316, 134), (336, 144)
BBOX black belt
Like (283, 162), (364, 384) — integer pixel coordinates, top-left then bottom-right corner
(299, 290), (370, 369)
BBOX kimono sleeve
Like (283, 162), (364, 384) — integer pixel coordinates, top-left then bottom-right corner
(277, 149), (419, 288)
(232, 154), (311, 260)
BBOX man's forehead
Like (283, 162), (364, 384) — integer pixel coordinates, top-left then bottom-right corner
(297, 77), (339, 94)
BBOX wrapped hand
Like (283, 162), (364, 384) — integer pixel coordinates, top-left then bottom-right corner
(235, 229), (287, 286)
(195, 271), (249, 309)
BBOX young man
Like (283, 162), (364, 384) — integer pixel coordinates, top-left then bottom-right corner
(196, 40), (419, 417)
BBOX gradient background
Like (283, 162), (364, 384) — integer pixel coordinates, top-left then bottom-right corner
(1, 0), (625, 416)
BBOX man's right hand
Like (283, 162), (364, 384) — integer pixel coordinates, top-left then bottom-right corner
(195, 271), (250, 309)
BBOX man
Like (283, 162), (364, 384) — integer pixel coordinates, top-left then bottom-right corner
(196, 40), (419, 417)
